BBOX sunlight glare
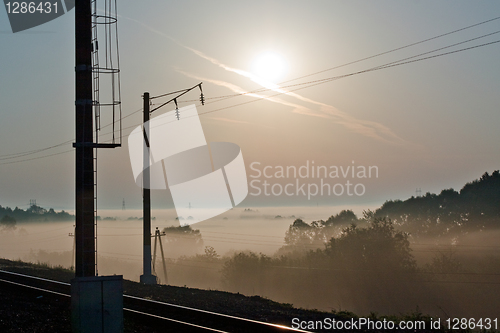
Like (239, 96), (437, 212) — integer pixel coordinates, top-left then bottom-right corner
(251, 52), (287, 83)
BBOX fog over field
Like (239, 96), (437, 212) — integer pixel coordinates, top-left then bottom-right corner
(1, 205), (498, 319)
(0, 205), (371, 265)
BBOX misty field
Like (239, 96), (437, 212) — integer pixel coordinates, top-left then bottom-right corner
(1, 203), (499, 320)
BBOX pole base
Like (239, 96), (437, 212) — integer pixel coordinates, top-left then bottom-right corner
(71, 275), (123, 333)
(140, 274), (157, 285)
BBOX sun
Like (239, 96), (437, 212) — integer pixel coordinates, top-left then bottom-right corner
(251, 52), (287, 83)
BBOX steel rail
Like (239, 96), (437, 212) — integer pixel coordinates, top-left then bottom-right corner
(0, 269), (311, 332)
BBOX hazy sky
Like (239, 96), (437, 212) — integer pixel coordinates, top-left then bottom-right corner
(1, 1), (499, 211)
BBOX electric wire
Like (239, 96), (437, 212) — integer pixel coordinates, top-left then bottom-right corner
(4, 34), (498, 158)
(0, 150), (73, 165)
(5, 246), (500, 280)
(11, 227), (499, 251)
(2, 23), (500, 165)
(93, 226), (500, 246)
(81, 33), (486, 147)
(0, 106), (143, 165)
(150, 88), (199, 100)
(87, 33), (500, 145)
(178, 18), (500, 103)
(0, 140), (73, 161)
(3, 228), (499, 277)
(109, 34), (500, 134)
(281, 15), (500, 84)
(196, 38), (500, 118)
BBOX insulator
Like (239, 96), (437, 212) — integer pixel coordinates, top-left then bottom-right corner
(198, 83), (204, 105)
(174, 98), (180, 120)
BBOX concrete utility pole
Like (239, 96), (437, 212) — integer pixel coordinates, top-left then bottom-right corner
(140, 92), (156, 284)
(72, 1), (123, 332)
(139, 84), (203, 284)
(152, 227), (168, 284)
(74, 0), (95, 278)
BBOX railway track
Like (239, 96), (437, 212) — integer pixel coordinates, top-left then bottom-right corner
(0, 269), (311, 332)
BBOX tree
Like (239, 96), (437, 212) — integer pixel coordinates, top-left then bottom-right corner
(425, 252), (462, 274)
(0, 215), (16, 231)
(162, 225), (204, 257)
(324, 210), (358, 226)
(202, 246), (219, 261)
(284, 218), (317, 247)
(281, 211), (361, 255)
(318, 210), (359, 243)
(325, 217), (416, 271)
(221, 251), (270, 293)
(373, 170), (500, 235)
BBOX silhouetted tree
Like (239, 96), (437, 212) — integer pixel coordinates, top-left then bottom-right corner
(202, 246), (219, 261)
(162, 225), (204, 257)
(374, 170), (500, 235)
(325, 210), (358, 226)
(325, 217), (416, 271)
(0, 204), (73, 222)
(0, 215), (16, 231)
(283, 210), (360, 251)
(284, 218), (319, 248)
(424, 252), (463, 274)
(221, 251), (270, 293)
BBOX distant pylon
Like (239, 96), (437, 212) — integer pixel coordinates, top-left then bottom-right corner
(416, 188), (422, 197)
(29, 199), (39, 214)
(69, 226), (75, 270)
(122, 198), (126, 210)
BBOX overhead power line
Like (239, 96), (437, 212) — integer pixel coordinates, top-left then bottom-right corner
(0, 140), (72, 161)
(282, 15), (500, 84)
(0, 150), (73, 165)
(177, 16), (500, 104)
(93, 34), (500, 140)
(173, 38), (500, 119)
(2, 18), (500, 165)
(175, 30), (500, 106)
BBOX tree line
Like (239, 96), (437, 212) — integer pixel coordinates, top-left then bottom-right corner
(0, 204), (74, 224)
(374, 170), (500, 237)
